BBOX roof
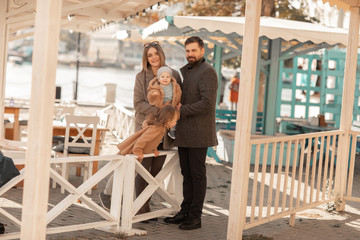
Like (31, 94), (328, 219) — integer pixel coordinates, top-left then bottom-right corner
(169, 16), (350, 46)
(7, 0), (160, 40)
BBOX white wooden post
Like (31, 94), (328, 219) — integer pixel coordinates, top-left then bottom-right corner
(227, 0), (262, 239)
(110, 161), (124, 229)
(0, 0), (9, 140)
(334, 6), (360, 211)
(20, 0), (63, 239)
(121, 157), (136, 233)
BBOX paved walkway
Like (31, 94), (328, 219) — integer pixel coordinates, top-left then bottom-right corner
(2, 132), (360, 239)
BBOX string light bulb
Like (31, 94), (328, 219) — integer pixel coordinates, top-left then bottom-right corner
(136, 12), (140, 18)
(123, 17), (128, 24)
(142, 9), (146, 16)
(157, 2), (161, 10)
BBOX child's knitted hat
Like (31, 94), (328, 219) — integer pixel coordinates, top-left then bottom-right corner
(157, 66), (172, 77)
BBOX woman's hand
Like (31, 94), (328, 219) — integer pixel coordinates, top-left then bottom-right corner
(154, 149), (159, 157)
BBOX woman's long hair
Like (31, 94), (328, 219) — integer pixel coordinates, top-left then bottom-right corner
(146, 105), (176, 126)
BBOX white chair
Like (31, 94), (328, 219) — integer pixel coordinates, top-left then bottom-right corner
(53, 115), (99, 194)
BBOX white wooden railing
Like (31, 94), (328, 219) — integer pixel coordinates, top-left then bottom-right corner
(345, 130), (360, 203)
(108, 103), (135, 141)
(0, 151), (182, 239)
(242, 130), (343, 229)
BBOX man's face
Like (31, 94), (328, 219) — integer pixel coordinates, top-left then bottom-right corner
(185, 42), (205, 64)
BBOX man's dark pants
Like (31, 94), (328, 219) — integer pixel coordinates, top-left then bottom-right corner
(178, 147), (207, 219)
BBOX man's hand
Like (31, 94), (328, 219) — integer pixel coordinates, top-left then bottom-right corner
(176, 103), (182, 111)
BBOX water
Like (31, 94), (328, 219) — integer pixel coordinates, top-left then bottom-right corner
(6, 62), (236, 111)
(5, 63), (138, 108)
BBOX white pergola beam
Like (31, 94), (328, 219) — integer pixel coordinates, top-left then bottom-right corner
(6, 1), (35, 18)
(0, 0), (9, 140)
(20, 0), (63, 239)
(227, 0), (262, 239)
(335, 6), (360, 210)
(9, 31), (34, 42)
(62, 0), (113, 14)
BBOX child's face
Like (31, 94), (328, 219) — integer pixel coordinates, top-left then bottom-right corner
(166, 114), (177, 129)
(159, 72), (171, 86)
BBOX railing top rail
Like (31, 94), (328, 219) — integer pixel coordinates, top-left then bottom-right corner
(249, 130), (344, 145)
(114, 103), (135, 117)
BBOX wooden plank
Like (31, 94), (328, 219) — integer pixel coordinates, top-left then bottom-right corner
(20, 1), (63, 239)
(0, 0), (9, 140)
(335, 6), (360, 210)
(244, 200), (332, 230)
(289, 139), (299, 210)
(249, 130), (343, 145)
(258, 142), (268, 219)
(282, 140), (291, 211)
(346, 134), (357, 197)
(6, 1), (36, 18)
(274, 141), (284, 214)
(328, 135), (337, 198)
(267, 142), (277, 217)
(227, 0), (262, 238)
(296, 139), (306, 207)
(110, 160), (124, 225)
(121, 157), (136, 230)
(309, 136), (319, 203)
(0, 208), (21, 226)
(322, 134), (331, 200)
(47, 160), (121, 223)
(316, 136), (325, 202)
(250, 144), (260, 221)
(303, 137), (313, 205)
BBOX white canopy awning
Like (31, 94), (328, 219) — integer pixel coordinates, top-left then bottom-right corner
(171, 16), (351, 46)
(7, 0), (161, 40)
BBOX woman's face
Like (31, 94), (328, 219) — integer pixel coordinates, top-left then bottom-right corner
(147, 47), (160, 68)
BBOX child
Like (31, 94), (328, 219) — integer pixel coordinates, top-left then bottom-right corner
(117, 105), (178, 161)
(147, 66), (182, 139)
(99, 105), (178, 210)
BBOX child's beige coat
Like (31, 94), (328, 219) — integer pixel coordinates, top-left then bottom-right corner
(147, 76), (182, 108)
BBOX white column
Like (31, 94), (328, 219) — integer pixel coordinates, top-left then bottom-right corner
(0, 0), (9, 140)
(20, 0), (63, 239)
(334, 6), (360, 211)
(227, 0), (262, 239)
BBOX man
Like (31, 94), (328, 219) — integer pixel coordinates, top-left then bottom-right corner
(164, 36), (218, 230)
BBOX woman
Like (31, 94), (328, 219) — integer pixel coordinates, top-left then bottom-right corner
(133, 41), (181, 215)
(229, 72), (240, 111)
(99, 42), (181, 215)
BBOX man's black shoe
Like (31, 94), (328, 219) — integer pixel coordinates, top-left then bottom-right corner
(179, 217), (201, 230)
(164, 212), (188, 224)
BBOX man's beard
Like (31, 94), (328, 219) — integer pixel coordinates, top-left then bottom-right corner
(187, 57), (198, 65)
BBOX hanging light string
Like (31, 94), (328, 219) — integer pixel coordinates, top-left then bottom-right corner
(89, 0), (170, 32)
